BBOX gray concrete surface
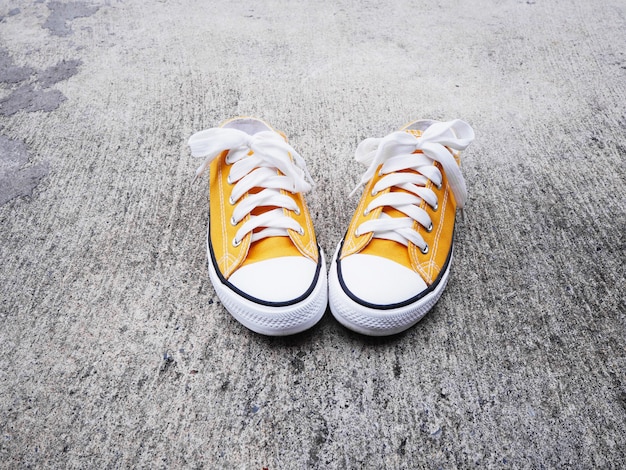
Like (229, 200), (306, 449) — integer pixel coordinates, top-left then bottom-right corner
(1, 0), (625, 468)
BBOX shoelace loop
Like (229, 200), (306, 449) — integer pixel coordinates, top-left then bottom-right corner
(350, 119), (474, 251)
(189, 128), (315, 246)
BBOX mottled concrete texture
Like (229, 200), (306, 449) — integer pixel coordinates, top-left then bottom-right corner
(0, 0), (625, 468)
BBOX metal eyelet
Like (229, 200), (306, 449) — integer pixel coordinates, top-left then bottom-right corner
(426, 222), (433, 233)
(435, 182), (442, 190)
(363, 208), (370, 216)
(229, 195), (235, 205)
(232, 238), (242, 247)
(354, 228), (361, 237)
(371, 189), (378, 197)
(420, 244), (429, 255)
(294, 207), (301, 216)
(432, 202), (439, 212)
(230, 216), (237, 226)
(297, 227), (305, 236)
(227, 174), (233, 185)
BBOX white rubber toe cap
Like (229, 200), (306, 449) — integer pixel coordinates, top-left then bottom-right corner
(340, 254), (427, 305)
(228, 256), (318, 303)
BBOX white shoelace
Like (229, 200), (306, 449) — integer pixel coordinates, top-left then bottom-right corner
(189, 128), (315, 246)
(350, 119), (474, 253)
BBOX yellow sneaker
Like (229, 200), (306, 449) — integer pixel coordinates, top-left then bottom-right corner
(329, 119), (475, 336)
(189, 117), (327, 336)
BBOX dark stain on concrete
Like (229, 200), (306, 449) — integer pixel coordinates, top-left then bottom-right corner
(0, 3), (90, 116)
(37, 59), (83, 88)
(393, 349), (402, 378)
(44, 1), (99, 37)
(0, 48), (35, 84)
(0, 48), (82, 116)
(307, 414), (329, 467)
(0, 84), (67, 116)
(291, 353), (305, 373)
(398, 437), (407, 455)
(0, 135), (49, 205)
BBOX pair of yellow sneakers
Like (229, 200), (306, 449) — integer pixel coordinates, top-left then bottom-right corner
(188, 117), (474, 336)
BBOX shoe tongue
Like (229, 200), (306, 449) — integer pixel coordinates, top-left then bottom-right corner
(404, 129), (423, 138)
(400, 119), (436, 133)
(221, 117), (272, 135)
(403, 122), (458, 144)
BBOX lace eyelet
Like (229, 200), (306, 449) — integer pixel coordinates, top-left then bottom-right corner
(232, 238), (242, 247)
(363, 208), (370, 216)
(432, 202), (439, 212)
(426, 223), (433, 233)
(230, 216), (237, 226)
(294, 207), (301, 216)
(297, 227), (305, 236)
(435, 182), (442, 190)
(420, 244), (429, 255)
(227, 174), (233, 185)
(229, 195), (235, 205)
(371, 189), (378, 197)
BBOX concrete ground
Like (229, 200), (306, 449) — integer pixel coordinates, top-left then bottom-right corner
(1, 0), (625, 468)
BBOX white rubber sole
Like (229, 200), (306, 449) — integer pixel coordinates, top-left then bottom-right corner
(328, 243), (452, 336)
(206, 246), (328, 336)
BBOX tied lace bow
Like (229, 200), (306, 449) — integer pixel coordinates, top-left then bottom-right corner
(189, 128), (315, 246)
(350, 119), (475, 251)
